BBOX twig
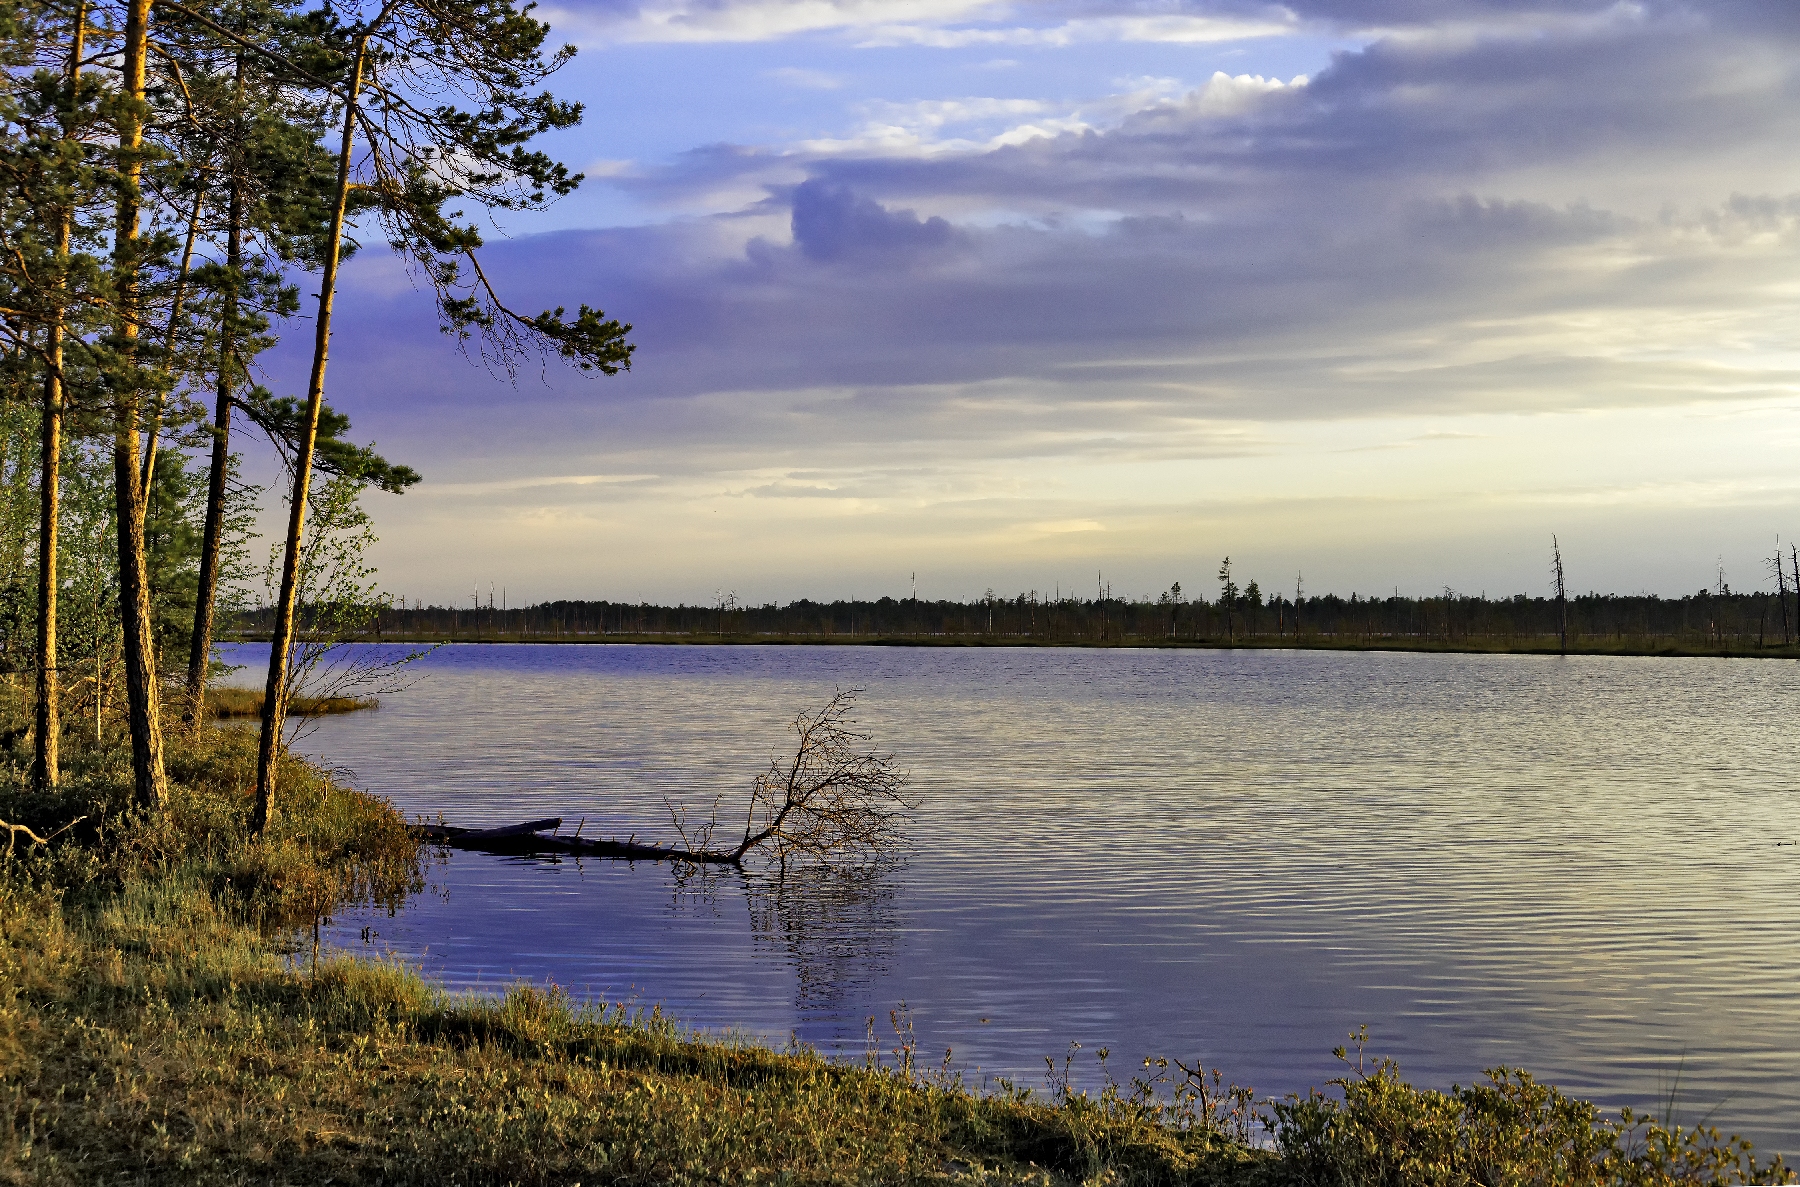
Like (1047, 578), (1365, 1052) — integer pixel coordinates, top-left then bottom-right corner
(2, 814), (87, 859)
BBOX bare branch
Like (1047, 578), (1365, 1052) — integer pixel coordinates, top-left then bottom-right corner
(1, 815), (87, 859)
(725, 689), (914, 871)
(428, 691), (911, 870)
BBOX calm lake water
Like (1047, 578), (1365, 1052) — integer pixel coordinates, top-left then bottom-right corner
(221, 642), (1800, 1154)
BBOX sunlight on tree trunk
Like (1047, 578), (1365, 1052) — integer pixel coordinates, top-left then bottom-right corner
(253, 39), (365, 835)
(33, 0), (87, 793)
(186, 173), (242, 730)
(111, 0), (166, 811)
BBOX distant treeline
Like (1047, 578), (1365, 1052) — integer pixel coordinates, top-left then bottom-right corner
(228, 584), (1800, 652)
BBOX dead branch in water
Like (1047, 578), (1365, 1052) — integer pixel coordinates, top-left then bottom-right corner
(717, 688), (914, 870)
(416, 818), (740, 863)
(419, 689), (913, 869)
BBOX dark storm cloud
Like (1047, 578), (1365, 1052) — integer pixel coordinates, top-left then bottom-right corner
(789, 180), (957, 260)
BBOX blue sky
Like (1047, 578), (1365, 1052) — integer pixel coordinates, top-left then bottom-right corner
(259, 1), (1800, 607)
(524, 19), (1354, 228)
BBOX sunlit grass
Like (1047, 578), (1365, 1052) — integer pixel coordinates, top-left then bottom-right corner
(205, 686), (378, 718)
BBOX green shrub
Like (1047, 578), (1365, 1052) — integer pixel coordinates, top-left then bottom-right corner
(1264, 1029), (1789, 1187)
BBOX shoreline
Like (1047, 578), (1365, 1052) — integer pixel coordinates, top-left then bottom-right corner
(5, 708), (1793, 1182)
(221, 631), (1800, 660)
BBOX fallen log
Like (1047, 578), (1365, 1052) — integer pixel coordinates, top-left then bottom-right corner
(417, 818), (564, 842)
(413, 817), (743, 864)
(408, 688), (910, 871)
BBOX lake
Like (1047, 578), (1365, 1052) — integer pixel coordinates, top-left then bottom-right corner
(220, 641), (1800, 1154)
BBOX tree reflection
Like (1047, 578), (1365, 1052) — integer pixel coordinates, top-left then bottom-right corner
(743, 864), (903, 1029)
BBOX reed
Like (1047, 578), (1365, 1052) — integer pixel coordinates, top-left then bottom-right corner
(205, 686), (379, 719)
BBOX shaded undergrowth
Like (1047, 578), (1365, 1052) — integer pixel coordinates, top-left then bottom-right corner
(0, 691), (1791, 1185)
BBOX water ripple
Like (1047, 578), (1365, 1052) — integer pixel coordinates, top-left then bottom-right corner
(217, 643), (1800, 1156)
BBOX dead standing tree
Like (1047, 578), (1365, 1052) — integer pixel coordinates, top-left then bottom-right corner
(1770, 546), (1790, 647)
(1551, 535), (1568, 655)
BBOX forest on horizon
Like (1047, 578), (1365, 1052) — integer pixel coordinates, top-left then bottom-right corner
(230, 576), (1800, 651)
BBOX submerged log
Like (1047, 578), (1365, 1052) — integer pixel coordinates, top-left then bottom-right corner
(413, 817), (743, 864)
(419, 818), (564, 842)
(411, 687), (909, 870)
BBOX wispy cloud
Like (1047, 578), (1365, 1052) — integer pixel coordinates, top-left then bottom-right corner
(855, 12), (1293, 47)
(545, 0), (1297, 46)
(765, 65), (846, 89)
(550, 0), (1004, 44)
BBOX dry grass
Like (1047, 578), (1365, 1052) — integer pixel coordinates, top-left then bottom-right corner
(205, 687), (378, 719)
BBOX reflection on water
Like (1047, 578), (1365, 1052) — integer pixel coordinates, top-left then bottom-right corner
(747, 865), (904, 1027)
(219, 642), (1800, 1155)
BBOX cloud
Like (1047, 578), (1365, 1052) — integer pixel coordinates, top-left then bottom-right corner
(796, 95), (1080, 156)
(548, 0), (1006, 44)
(765, 65), (845, 88)
(580, 157), (639, 178)
(853, 12), (1293, 47)
(536, 0), (1307, 47)
(1180, 69), (1304, 115)
(532, 0), (1793, 51)
(539, 0), (1799, 56)
(336, 2), (1800, 444)
(789, 180), (956, 258)
(301, 1), (1800, 598)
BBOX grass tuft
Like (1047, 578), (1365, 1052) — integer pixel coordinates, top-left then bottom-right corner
(205, 687), (378, 718)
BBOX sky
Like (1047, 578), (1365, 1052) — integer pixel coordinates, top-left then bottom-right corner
(258, 0), (1800, 607)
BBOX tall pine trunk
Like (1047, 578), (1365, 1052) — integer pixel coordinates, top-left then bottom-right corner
(35, 313), (65, 791)
(187, 174), (241, 728)
(253, 40), (365, 834)
(112, 0), (167, 810)
(139, 187), (205, 494)
(36, 327), (66, 791)
(33, 1), (87, 792)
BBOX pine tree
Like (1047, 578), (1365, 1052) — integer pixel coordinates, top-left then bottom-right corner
(0, 0), (113, 790)
(1218, 556), (1237, 641)
(238, 0), (633, 831)
(150, 0), (398, 728)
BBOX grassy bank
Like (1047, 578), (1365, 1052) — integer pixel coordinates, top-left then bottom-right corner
(204, 686), (379, 719)
(227, 630), (1800, 660)
(1, 700), (1792, 1184)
